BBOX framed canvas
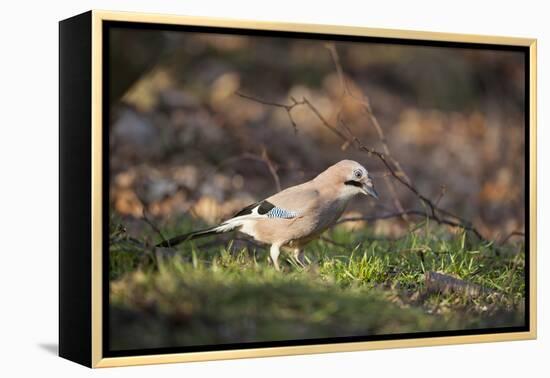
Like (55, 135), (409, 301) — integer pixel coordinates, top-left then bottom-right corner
(59, 10), (537, 368)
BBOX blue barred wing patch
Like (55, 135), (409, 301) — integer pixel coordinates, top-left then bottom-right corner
(266, 206), (297, 219)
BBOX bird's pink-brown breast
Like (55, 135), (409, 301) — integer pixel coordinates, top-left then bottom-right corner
(252, 188), (349, 246)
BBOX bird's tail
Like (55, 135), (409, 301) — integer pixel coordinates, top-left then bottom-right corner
(156, 222), (237, 248)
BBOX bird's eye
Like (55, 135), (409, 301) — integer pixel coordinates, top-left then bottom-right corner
(353, 169), (363, 179)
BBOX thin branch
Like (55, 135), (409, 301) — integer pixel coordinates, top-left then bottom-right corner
(325, 43), (347, 94)
(335, 209), (477, 233)
(499, 230), (526, 245)
(260, 146), (282, 192)
(340, 113), (409, 223)
(236, 92), (305, 134)
(325, 43), (411, 184)
(326, 43), (411, 223)
(434, 185), (447, 207)
(236, 45), (486, 241)
(320, 236), (349, 248)
(214, 150), (282, 192)
(141, 207), (167, 244)
(235, 92), (294, 109)
(134, 191), (167, 244)
(238, 94), (484, 240)
(195, 235), (266, 250)
(302, 97), (349, 141)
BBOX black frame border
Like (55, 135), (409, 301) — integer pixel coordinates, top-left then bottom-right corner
(59, 11), (93, 367)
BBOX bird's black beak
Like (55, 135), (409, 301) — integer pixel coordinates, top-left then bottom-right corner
(362, 183), (379, 199)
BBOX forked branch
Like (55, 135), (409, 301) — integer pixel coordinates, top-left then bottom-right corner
(237, 44), (486, 240)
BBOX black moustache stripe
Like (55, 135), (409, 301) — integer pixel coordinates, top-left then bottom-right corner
(344, 180), (363, 188)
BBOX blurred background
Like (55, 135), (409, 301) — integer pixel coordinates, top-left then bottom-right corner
(108, 26), (526, 242)
(106, 25), (527, 352)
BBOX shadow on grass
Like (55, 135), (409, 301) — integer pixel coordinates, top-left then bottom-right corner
(110, 262), (477, 351)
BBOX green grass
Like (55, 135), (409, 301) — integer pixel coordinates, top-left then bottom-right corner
(109, 216), (525, 351)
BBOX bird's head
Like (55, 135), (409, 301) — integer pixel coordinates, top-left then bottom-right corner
(319, 160), (378, 200)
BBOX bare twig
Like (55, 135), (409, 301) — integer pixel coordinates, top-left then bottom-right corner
(499, 230), (526, 245)
(239, 89), (485, 238)
(141, 207), (167, 244)
(335, 209), (477, 232)
(325, 42), (412, 187)
(133, 191), (167, 245)
(214, 150), (282, 192)
(236, 44), (486, 240)
(336, 210), (427, 224)
(337, 113), (409, 223)
(238, 95), (484, 240)
(434, 185), (447, 207)
(325, 43), (347, 94)
(260, 146), (282, 192)
(320, 236), (349, 248)
(302, 97), (349, 141)
(327, 43), (412, 223)
(195, 235), (265, 250)
(236, 92), (305, 134)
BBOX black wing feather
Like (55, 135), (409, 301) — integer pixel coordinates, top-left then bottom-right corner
(233, 200), (275, 217)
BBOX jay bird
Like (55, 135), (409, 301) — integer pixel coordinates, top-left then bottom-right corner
(158, 160), (378, 270)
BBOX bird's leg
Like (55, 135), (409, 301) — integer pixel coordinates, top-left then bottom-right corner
(270, 243), (281, 271)
(293, 248), (306, 268)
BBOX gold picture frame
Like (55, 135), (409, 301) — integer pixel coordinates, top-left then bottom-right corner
(59, 10), (537, 368)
